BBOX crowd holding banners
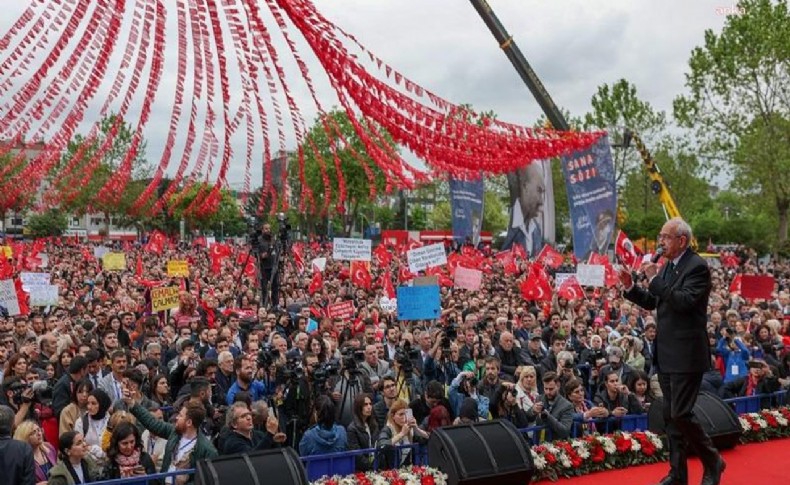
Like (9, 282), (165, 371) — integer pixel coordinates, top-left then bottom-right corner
(0, 227), (789, 483)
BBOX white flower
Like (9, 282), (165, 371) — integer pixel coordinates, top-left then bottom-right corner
(532, 450), (547, 470)
(631, 440), (641, 452)
(597, 436), (616, 454)
(739, 417), (751, 432)
(755, 417), (768, 429)
(560, 454), (572, 468)
(646, 431), (663, 449)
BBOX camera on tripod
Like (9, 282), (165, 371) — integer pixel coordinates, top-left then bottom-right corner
(394, 341), (419, 376)
(276, 212), (291, 244)
(257, 343), (279, 368)
(312, 361), (339, 385)
(340, 346), (365, 373)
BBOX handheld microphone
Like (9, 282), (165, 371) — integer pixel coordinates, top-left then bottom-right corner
(651, 247), (665, 264)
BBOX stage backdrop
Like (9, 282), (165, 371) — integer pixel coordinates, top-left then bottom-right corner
(449, 177), (485, 246)
(561, 135), (617, 261)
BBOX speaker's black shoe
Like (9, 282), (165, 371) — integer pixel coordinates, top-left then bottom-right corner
(653, 476), (685, 485)
(701, 457), (726, 485)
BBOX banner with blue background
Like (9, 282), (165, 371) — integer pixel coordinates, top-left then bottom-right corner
(449, 177), (484, 246)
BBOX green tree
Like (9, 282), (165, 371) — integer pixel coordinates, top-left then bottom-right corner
(51, 114), (151, 232)
(673, 0), (790, 244)
(0, 149), (33, 225)
(159, 183), (245, 235)
(26, 209), (68, 238)
(288, 109), (394, 236)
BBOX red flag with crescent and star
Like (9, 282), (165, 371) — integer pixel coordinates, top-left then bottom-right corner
(535, 244), (564, 269)
(558, 275), (585, 301)
(309, 270), (323, 295)
(615, 230), (643, 270)
(351, 261), (372, 290)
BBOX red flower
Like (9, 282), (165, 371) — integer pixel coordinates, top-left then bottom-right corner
(615, 436), (632, 453)
(392, 479), (406, 485)
(545, 452), (557, 464)
(642, 442), (656, 457)
(591, 446), (606, 463)
(421, 476), (436, 485)
(762, 413), (778, 427)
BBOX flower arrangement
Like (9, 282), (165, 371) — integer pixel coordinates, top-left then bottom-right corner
(739, 406), (790, 442)
(530, 431), (666, 481)
(311, 466), (447, 485)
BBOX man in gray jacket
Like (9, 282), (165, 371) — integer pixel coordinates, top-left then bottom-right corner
(525, 371), (574, 440)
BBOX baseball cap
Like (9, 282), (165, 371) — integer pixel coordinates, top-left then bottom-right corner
(528, 333), (542, 341)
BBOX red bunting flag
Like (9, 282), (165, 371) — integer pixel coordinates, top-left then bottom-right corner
(378, 272), (396, 299)
(615, 230), (643, 270)
(535, 244), (564, 269)
(558, 275), (585, 301)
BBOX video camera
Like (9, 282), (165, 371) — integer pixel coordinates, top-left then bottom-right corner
(8, 380), (52, 406)
(312, 361), (339, 385)
(394, 341), (419, 377)
(276, 356), (304, 384)
(257, 343), (279, 368)
(340, 346), (365, 373)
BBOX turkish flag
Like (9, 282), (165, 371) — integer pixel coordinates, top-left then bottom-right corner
(292, 243), (305, 275)
(351, 261), (372, 290)
(535, 244), (564, 269)
(615, 230), (643, 270)
(14, 278), (30, 316)
(588, 252), (610, 267)
(511, 243), (528, 260)
(496, 251), (519, 275)
(520, 275), (552, 302)
(308, 271), (323, 295)
(729, 274), (742, 294)
(398, 264), (415, 283)
(193, 236), (207, 247)
(378, 272), (396, 299)
(374, 244), (392, 267)
(558, 276), (585, 301)
(604, 265), (620, 288)
(146, 230), (166, 255)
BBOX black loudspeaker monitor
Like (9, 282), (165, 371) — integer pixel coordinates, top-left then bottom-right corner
(428, 419), (535, 485)
(648, 390), (741, 450)
(195, 447), (308, 485)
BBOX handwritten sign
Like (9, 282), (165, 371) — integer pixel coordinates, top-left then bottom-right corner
(29, 285), (59, 307)
(454, 266), (482, 291)
(151, 286), (180, 312)
(167, 260), (190, 277)
(20, 272), (51, 288)
(407, 243), (447, 273)
(379, 296), (398, 313)
(576, 264), (605, 286)
(397, 285), (441, 321)
(0, 279), (20, 316)
(93, 246), (110, 259)
(554, 273), (575, 288)
(102, 252), (127, 271)
(332, 238), (372, 261)
(328, 300), (355, 320)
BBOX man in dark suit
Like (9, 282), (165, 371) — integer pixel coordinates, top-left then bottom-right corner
(0, 405), (35, 485)
(619, 218), (725, 485)
(503, 161), (545, 257)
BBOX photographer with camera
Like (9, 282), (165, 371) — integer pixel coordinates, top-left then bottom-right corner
(280, 352), (320, 448)
(0, 376), (36, 427)
(491, 382), (530, 428)
(593, 371), (643, 426)
(525, 372), (574, 440)
(717, 327), (750, 383)
(390, 342), (421, 403)
(719, 359), (780, 409)
(331, 346), (372, 427)
(448, 371), (489, 421)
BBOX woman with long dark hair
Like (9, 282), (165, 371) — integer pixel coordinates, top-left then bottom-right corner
(47, 431), (101, 485)
(298, 395), (348, 456)
(346, 393), (379, 471)
(60, 379), (94, 436)
(103, 422), (158, 483)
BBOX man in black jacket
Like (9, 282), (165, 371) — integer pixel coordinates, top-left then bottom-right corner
(0, 405), (34, 485)
(221, 402), (285, 454)
(495, 331), (526, 379)
(620, 218), (724, 485)
(51, 355), (89, 416)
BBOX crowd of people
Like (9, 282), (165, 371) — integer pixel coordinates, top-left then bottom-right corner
(0, 230), (789, 484)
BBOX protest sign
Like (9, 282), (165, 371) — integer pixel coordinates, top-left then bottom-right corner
(576, 264), (605, 286)
(94, 246), (110, 259)
(0, 246), (12, 258)
(20, 272), (50, 288)
(29, 285), (59, 307)
(39, 253), (49, 268)
(0, 279), (20, 316)
(151, 287), (180, 312)
(454, 267), (482, 291)
(102, 252), (127, 271)
(312, 257), (327, 273)
(167, 260), (190, 277)
(379, 296), (398, 313)
(407, 243), (447, 273)
(397, 285), (441, 321)
(328, 301), (355, 320)
(332, 238), (372, 261)
(741, 275), (774, 300)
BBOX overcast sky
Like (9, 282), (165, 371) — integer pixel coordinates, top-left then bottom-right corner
(0, 0), (736, 188)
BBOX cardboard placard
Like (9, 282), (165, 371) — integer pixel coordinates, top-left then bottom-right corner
(397, 285), (441, 321)
(167, 260), (190, 277)
(332, 238), (372, 261)
(328, 300), (355, 320)
(407, 243), (447, 273)
(151, 286), (180, 312)
(20, 272), (50, 288)
(554, 272), (575, 287)
(576, 264), (605, 286)
(454, 266), (482, 291)
(0, 279), (20, 316)
(29, 285), (59, 307)
(93, 246), (110, 259)
(102, 252), (127, 271)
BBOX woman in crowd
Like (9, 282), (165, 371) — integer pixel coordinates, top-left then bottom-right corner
(491, 384), (530, 428)
(3, 353), (28, 380)
(377, 399), (429, 469)
(60, 379), (94, 436)
(48, 431), (101, 485)
(346, 393), (379, 471)
(307, 335), (329, 363)
(424, 404), (452, 433)
(149, 374), (172, 411)
(627, 370), (656, 412)
(103, 422), (158, 482)
(299, 395), (348, 456)
(565, 378), (608, 437)
(108, 315), (131, 349)
(74, 389), (112, 462)
(56, 350), (75, 379)
(14, 420), (57, 485)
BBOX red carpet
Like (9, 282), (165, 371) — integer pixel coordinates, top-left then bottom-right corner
(541, 438), (790, 484)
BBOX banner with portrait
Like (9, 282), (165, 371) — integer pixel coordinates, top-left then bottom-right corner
(561, 136), (617, 260)
(449, 177), (485, 246)
(502, 160), (555, 258)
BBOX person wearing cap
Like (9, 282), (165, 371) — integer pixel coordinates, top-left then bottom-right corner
(619, 217), (724, 485)
(522, 332), (546, 368)
(719, 359), (780, 409)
